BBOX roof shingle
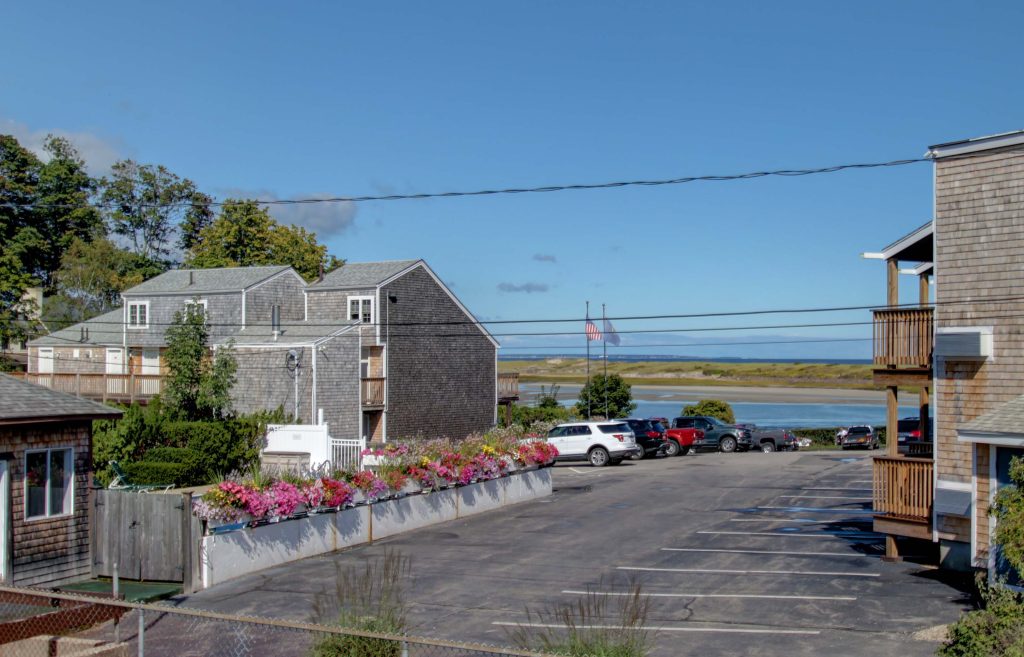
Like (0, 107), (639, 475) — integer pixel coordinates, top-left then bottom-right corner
(0, 374), (123, 424)
(123, 266), (294, 295)
(308, 260), (420, 290)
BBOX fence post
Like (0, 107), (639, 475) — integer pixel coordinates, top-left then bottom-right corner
(138, 609), (145, 657)
(113, 561), (120, 642)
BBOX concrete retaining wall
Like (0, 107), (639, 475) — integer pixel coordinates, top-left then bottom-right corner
(200, 468), (551, 589)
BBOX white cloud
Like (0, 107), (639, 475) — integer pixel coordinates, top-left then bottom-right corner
(216, 187), (358, 238)
(532, 253), (557, 263)
(1, 118), (125, 175)
(497, 282), (550, 294)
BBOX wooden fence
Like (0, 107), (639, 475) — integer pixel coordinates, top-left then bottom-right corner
(92, 490), (202, 590)
(498, 373), (519, 400)
(873, 456), (934, 521)
(361, 377), (385, 406)
(872, 307), (934, 367)
(11, 372), (165, 402)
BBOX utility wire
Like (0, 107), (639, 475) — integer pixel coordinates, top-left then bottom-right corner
(1, 158), (927, 211)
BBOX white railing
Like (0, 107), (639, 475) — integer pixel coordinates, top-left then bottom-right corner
(331, 437), (365, 471)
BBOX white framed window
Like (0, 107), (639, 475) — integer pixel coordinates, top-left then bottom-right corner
(24, 448), (73, 519)
(127, 301), (149, 329)
(184, 298), (208, 313)
(348, 296), (374, 324)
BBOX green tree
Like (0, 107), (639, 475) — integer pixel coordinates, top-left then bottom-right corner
(993, 457), (1024, 576)
(575, 374), (636, 419)
(186, 199), (343, 280)
(682, 399), (735, 423)
(163, 304), (237, 421)
(0, 253), (39, 369)
(45, 237), (165, 326)
(99, 159), (206, 262)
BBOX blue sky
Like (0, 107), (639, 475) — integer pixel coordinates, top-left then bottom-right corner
(4, 2), (1022, 359)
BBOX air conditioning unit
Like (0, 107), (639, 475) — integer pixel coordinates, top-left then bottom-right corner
(935, 327), (993, 360)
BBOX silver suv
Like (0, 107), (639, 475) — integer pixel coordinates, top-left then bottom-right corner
(546, 421), (638, 467)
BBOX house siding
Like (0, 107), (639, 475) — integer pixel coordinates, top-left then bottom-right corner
(314, 332), (360, 440)
(122, 291), (242, 348)
(1, 421), (92, 587)
(934, 143), (1024, 548)
(245, 272), (306, 326)
(382, 267), (496, 440)
(30, 346), (107, 374)
(975, 443), (991, 565)
(231, 347), (315, 423)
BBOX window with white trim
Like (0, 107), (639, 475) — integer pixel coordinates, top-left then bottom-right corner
(348, 296), (374, 324)
(184, 298), (208, 320)
(25, 448), (73, 519)
(127, 302), (149, 328)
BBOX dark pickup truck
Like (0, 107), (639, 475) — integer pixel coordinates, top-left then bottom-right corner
(670, 416), (752, 453)
(749, 428), (799, 452)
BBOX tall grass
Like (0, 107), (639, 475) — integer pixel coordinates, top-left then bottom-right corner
(310, 550), (412, 657)
(506, 580), (653, 657)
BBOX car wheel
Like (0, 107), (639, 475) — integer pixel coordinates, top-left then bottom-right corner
(588, 447), (610, 467)
(633, 448), (645, 461)
(720, 437), (737, 453)
(664, 440), (681, 457)
(760, 441), (776, 453)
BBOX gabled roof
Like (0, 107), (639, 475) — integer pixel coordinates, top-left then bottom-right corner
(863, 221), (933, 264)
(123, 266), (296, 296)
(928, 129), (1024, 159)
(0, 374), (122, 425)
(308, 260), (420, 291)
(959, 395), (1024, 437)
(30, 308), (124, 348)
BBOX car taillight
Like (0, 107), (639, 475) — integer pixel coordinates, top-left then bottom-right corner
(647, 431), (659, 438)
(910, 429), (921, 438)
(614, 434), (625, 442)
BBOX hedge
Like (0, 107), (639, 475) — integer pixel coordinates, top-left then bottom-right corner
(790, 427), (888, 446)
(122, 461), (187, 486)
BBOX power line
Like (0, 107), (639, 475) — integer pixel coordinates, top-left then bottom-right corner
(1, 157), (927, 211)
(500, 337), (873, 349)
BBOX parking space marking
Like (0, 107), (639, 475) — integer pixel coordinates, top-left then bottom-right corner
(777, 495), (872, 500)
(728, 518), (856, 523)
(561, 589), (857, 601)
(802, 487), (873, 491)
(660, 547), (879, 558)
(757, 506), (875, 514)
(492, 621), (820, 635)
(617, 566), (879, 578)
(698, 530), (880, 538)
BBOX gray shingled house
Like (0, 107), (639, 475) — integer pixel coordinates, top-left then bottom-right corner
(0, 374), (121, 586)
(25, 260), (504, 443)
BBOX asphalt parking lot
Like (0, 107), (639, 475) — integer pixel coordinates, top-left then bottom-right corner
(180, 451), (972, 657)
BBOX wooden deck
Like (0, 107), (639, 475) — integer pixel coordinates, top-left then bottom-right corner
(498, 372), (519, 402)
(10, 372), (164, 403)
(873, 307), (933, 368)
(873, 455), (934, 540)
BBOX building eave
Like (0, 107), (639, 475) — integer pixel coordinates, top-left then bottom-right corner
(927, 129), (1024, 159)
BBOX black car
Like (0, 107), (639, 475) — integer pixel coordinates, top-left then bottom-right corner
(897, 417), (931, 455)
(615, 418), (667, 460)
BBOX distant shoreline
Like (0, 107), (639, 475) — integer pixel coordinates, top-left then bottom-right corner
(520, 381), (892, 405)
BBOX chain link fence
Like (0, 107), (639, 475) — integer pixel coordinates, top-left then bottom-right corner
(0, 585), (551, 657)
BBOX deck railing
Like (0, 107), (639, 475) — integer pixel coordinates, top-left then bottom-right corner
(873, 456), (934, 521)
(498, 372), (519, 399)
(11, 372), (165, 402)
(873, 307), (934, 367)
(361, 377), (385, 406)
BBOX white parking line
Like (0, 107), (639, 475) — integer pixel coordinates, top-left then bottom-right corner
(561, 589), (857, 601)
(492, 621), (820, 635)
(757, 506), (875, 514)
(728, 518), (844, 523)
(661, 547), (879, 558)
(803, 487), (873, 491)
(697, 530), (880, 539)
(618, 566), (879, 578)
(777, 495), (872, 500)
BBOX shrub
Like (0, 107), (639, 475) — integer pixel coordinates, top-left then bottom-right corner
(939, 581), (1024, 656)
(93, 402), (165, 486)
(682, 399), (735, 424)
(122, 461), (186, 486)
(143, 447), (205, 486)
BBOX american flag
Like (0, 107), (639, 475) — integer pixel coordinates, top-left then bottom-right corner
(585, 319), (602, 341)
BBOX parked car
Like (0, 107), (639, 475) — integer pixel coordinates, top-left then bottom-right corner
(546, 421), (638, 466)
(749, 428), (799, 452)
(663, 424), (704, 456)
(897, 416), (931, 455)
(615, 418), (667, 460)
(670, 416), (752, 453)
(840, 425), (879, 450)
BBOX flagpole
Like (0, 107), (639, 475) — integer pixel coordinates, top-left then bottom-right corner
(585, 300), (591, 419)
(602, 303), (608, 419)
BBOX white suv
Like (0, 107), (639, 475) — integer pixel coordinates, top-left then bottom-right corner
(546, 421), (638, 467)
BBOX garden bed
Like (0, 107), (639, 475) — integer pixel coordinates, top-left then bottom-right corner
(199, 467), (552, 588)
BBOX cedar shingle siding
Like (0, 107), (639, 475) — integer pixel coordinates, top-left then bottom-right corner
(245, 272), (306, 325)
(935, 143), (1024, 546)
(382, 267), (496, 440)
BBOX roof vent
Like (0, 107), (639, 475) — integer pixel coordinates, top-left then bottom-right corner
(189, 270), (195, 286)
(272, 305), (281, 341)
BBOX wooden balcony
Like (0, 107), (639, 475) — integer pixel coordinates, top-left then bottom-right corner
(873, 455), (933, 540)
(498, 372), (519, 402)
(11, 372), (164, 403)
(361, 377), (385, 408)
(872, 307), (933, 385)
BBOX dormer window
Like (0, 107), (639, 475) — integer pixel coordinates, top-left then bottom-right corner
(128, 302), (149, 329)
(349, 296), (374, 324)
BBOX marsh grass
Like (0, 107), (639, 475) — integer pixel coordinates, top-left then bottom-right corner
(506, 580), (653, 657)
(309, 550), (412, 657)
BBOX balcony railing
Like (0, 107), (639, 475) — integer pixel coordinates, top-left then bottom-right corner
(498, 372), (519, 400)
(873, 307), (934, 368)
(873, 456), (934, 521)
(361, 377), (385, 406)
(11, 372), (165, 402)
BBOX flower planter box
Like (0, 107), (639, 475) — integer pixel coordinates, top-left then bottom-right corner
(198, 468), (552, 589)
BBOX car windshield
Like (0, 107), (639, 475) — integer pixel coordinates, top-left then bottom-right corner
(598, 423), (631, 434)
(650, 422), (665, 432)
(706, 417), (728, 427)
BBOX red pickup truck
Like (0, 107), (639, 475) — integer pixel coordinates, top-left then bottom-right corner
(663, 426), (705, 456)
